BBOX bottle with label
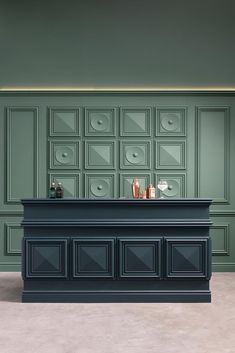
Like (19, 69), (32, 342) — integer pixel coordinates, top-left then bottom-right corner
(56, 182), (64, 198)
(49, 182), (56, 198)
(132, 178), (140, 199)
(146, 184), (156, 199)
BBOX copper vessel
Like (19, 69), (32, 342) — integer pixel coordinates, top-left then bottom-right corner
(142, 189), (147, 199)
(132, 178), (140, 199)
(146, 184), (156, 199)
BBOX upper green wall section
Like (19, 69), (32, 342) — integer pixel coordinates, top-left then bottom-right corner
(1, 0), (235, 88)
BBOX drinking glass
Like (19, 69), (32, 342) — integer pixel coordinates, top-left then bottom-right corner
(157, 180), (168, 199)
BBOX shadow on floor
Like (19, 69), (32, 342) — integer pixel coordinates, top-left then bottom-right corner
(0, 273), (22, 302)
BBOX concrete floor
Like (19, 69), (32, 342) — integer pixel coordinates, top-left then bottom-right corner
(0, 273), (235, 353)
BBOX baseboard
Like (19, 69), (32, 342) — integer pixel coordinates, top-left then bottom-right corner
(0, 264), (21, 271)
(212, 263), (235, 271)
(22, 290), (211, 303)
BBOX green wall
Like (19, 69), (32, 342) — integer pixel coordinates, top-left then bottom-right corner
(1, 0), (235, 88)
(0, 92), (235, 271)
(1, 1), (235, 271)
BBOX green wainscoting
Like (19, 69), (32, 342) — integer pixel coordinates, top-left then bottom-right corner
(0, 92), (234, 271)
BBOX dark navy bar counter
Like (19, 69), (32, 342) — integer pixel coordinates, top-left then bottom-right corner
(21, 198), (212, 303)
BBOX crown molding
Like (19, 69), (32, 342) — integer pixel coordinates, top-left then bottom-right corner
(1, 88), (235, 95)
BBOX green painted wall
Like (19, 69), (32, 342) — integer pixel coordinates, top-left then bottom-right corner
(1, 0), (235, 88)
(0, 92), (235, 271)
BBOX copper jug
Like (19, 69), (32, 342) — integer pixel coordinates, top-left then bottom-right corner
(146, 184), (156, 199)
(132, 178), (140, 199)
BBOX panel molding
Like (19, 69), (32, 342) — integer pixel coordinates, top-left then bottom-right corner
(195, 106), (230, 204)
(85, 140), (116, 170)
(165, 237), (210, 279)
(5, 106), (39, 204)
(84, 173), (116, 198)
(120, 140), (151, 169)
(5, 222), (23, 255)
(156, 106), (187, 136)
(210, 211), (235, 216)
(120, 106), (151, 136)
(84, 107), (116, 136)
(72, 237), (115, 278)
(119, 173), (151, 198)
(211, 224), (229, 256)
(119, 237), (161, 278)
(49, 172), (80, 198)
(24, 238), (68, 278)
(155, 173), (186, 198)
(49, 106), (80, 136)
(49, 139), (80, 169)
(155, 140), (186, 170)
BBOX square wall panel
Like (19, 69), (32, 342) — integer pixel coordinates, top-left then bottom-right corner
(49, 173), (80, 198)
(84, 107), (116, 136)
(49, 107), (80, 136)
(50, 140), (80, 169)
(155, 173), (186, 198)
(156, 107), (186, 136)
(119, 238), (161, 278)
(85, 173), (115, 198)
(165, 237), (210, 279)
(119, 173), (151, 198)
(72, 238), (115, 278)
(120, 141), (151, 169)
(211, 224), (229, 256)
(85, 141), (116, 169)
(5, 222), (23, 255)
(120, 107), (151, 136)
(25, 238), (68, 278)
(156, 140), (186, 169)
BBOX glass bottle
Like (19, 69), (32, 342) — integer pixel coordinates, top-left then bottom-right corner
(56, 182), (64, 198)
(49, 182), (56, 198)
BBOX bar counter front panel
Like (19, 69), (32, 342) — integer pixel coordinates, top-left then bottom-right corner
(21, 198), (212, 303)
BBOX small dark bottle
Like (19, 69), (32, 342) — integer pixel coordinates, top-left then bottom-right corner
(49, 182), (56, 198)
(56, 182), (64, 198)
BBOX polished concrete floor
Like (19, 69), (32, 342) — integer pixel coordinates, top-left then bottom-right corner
(0, 273), (235, 353)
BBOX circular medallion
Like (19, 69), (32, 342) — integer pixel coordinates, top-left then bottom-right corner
(90, 179), (109, 197)
(90, 113), (109, 131)
(125, 146), (144, 164)
(55, 147), (74, 164)
(162, 180), (179, 197)
(161, 113), (179, 132)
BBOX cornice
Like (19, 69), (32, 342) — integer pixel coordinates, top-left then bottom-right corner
(1, 88), (235, 96)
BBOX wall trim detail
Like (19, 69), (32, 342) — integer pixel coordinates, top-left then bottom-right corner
(5, 106), (39, 204)
(211, 224), (230, 256)
(195, 106), (230, 204)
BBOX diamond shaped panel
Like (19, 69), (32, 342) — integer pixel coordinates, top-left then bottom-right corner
(49, 107), (80, 136)
(72, 238), (115, 278)
(166, 237), (210, 278)
(49, 173), (80, 198)
(120, 107), (151, 136)
(119, 238), (161, 278)
(156, 140), (186, 169)
(85, 141), (115, 169)
(25, 238), (67, 278)
(119, 173), (151, 198)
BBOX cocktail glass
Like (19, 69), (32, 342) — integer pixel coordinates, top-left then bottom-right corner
(157, 180), (168, 199)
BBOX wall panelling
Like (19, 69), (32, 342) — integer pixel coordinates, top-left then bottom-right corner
(0, 92), (234, 271)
